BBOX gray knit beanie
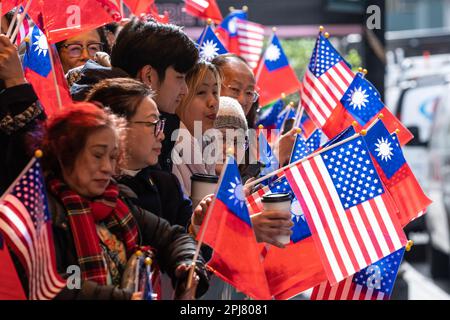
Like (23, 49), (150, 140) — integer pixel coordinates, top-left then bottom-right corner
(214, 96), (248, 132)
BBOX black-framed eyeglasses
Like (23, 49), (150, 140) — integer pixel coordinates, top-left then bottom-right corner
(62, 42), (104, 58)
(130, 118), (166, 137)
(225, 84), (259, 103)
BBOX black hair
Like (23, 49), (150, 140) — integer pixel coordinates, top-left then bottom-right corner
(110, 18), (199, 80)
(55, 26), (111, 55)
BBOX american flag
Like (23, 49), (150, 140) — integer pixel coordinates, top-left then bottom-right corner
(289, 133), (310, 164)
(305, 128), (322, 152)
(302, 33), (354, 128)
(0, 158), (66, 300)
(235, 18), (264, 69)
(15, 7), (31, 46)
(311, 247), (405, 300)
(284, 135), (407, 285)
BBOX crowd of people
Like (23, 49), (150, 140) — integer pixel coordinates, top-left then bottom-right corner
(0, 15), (299, 300)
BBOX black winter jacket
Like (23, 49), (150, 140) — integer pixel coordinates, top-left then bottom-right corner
(11, 189), (210, 300)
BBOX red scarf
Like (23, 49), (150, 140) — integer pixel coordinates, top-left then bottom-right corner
(49, 178), (138, 285)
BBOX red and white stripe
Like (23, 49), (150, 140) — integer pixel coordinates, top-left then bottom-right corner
(185, 0), (210, 11)
(246, 186), (269, 215)
(285, 155), (407, 285)
(311, 279), (387, 300)
(15, 13), (30, 45)
(0, 195), (66, 300)
(236, 19), (264, 69)
(301, 61), (354, 127)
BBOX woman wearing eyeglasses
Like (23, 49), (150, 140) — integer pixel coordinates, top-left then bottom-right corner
(56, 27), (110, 73)
(85, 78), (195, 231)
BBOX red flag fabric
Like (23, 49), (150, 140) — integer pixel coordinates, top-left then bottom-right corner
(184, 0), (222, 24)
(263, 238), (327, 299)
(124, 0), (154, 16)
(199, 156), (271, 300)
(1, 0), (25, 14)
(284, 135), (407, 285)
(0, 240), (27, 300)
(27, 0), (120, 44)
(23, 26), (72, 117)
(256, 34), (301, 106)
(363, 121), (432, 227)
(0, 158), (66, 300)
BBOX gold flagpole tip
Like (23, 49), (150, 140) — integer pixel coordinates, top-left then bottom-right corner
(324, 32), (330, 38)
(358, 67), (363, 72)
(207, 18), (213, 25)
(144, 257), (153, 266)
(242, 5), (248, 12)
(226, 147), (235, 155)
(295, 128), (302, 134)
(395, 129), (400, 134)
(319, 26), (324, 32)
(289, 101), (295, 107)
(363, 68), (368, 75)
(281, 92), (286, 99)
(360, 129), (367, 136)
(24, 37), (30, 43)
(34, 150), (43, 158)
(272, 26), (277, 33)
(351, 121), (358, 127)
(229, 6), (235, 12)
(406, 240), (414, 252)
(135, 250), (143, 256)
(258, 124), (264, 130)
(378, 113), (384, 119)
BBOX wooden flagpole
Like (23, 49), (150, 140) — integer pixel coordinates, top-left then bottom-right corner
(9, 0), (32, 43)
(246, 114), (384, 189)
(185, 152), (232, 289)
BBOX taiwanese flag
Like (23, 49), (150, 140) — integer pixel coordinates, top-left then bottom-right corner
(297, 111), (317, 139)
(197, 24), (227, 62)
(199, 155), (271, 300)
(322, 72), (413, 146)
(256, 34), (301, 106)
(215, 9), (247, 54)
(312, 247), (405, 300)
(364, 120), (432, 227)
(256, 99), (284, 130)
(27, 0), (121, 44)
(184, 0), (223, 24)
(0, 238), (26, 300)
(23, 26), (72, 116)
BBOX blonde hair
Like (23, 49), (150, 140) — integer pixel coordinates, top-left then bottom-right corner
(176, 60), (222, 124)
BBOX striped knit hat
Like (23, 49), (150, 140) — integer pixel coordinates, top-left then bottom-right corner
(214, 96), (248, 132)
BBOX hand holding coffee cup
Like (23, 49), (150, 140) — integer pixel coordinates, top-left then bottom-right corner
(256, 193), (293, 247)
(190, 173), (219, 209)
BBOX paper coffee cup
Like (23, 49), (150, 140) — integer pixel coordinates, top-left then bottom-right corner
(261, 193), (292, 245)
(190, 173), (219, 208)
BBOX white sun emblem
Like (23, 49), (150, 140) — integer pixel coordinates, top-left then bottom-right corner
(290, 199), (303, 223)
(347, 86), (369, 110)
(200, 40), (220, 61)
(33, 33), (48, 57)
(374, 137), (394, 161)
(228, 176), (246, 208)
(265, 44), (281, 62)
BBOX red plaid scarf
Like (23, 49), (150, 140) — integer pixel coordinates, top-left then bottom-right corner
(49, 178), (138, 285)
